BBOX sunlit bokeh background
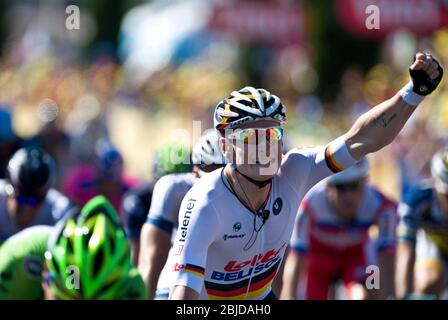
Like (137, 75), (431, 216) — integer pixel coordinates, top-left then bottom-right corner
(1, 0), (448, 201)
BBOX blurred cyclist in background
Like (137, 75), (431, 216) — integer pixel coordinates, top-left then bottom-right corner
(0, 196), (146, 299)
(62, 139), (139, 218)
(396, 148), (448, 299)
(0, 107), (34, 180)
(121, 142), (192, 265)
(138, 130), (225, 299)
(281, 158), (397, 300)
(0, 147), (71, 243)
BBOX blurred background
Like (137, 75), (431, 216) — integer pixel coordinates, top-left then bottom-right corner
(1, 0), (448, 202)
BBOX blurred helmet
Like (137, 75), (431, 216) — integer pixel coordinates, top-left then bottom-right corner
(191, 130), (226, 167)
(0, 107), (15, 145)
(45, 196), (132, 300)
(214, 86), (286, 134)
(6, 147), (56, 198)
(94, 139), (123, 178)
(431, 148), (448, 194)
(152, 143), (192, 179)
(327, 157), (369, 185)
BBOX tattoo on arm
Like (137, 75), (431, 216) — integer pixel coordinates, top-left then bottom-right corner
(370, 112), (397, 128)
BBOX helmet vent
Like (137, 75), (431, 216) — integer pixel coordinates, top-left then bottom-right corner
(109, 234), (115, 254)
(93, 248), (104, 277)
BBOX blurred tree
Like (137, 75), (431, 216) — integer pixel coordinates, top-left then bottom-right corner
(303, 0), (379, 101)
(0, 0), (7, 56)
(81, 0), (144, 59)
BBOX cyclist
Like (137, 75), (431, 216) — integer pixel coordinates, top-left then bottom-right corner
(121, 142), (192, 265)
(0, 196), (146, 299)
(0, 147), (71, 243)
(0, 107), (33, 180)
(62, 139), (139, 218)
(138, 130), (225, 299)
(396, 148), (448, 299)
(281, 158), (397, 300)
(168, 53), (442, 300)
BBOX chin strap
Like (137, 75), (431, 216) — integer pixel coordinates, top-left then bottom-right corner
(234, 167), (272, 188)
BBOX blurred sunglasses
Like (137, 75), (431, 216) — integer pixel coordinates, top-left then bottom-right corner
(15, 194), (45, 207)
(227, 127), (283, 144)
(332, 180), (364, 192)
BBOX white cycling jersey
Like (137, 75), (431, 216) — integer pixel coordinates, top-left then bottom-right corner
(144, 172), (197, 298)
(0, 179), (72, 243)
(169, 137), (357, 300)
(146, 173), (197, 234)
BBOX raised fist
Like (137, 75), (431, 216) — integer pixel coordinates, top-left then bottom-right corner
(409, 53), (443, 96)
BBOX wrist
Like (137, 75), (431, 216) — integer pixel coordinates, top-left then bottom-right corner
(399, 82), (425, 107)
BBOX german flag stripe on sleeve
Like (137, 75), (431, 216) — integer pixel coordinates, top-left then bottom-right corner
(185, 264), (205, 278)
(325, 144), (345, 173)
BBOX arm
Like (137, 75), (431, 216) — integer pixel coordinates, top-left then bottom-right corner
(375, 202), (399, 299)
(395, 200), (418, 299)
(170, 285), (200, 300)
(280, 204), (310, 299)
(280, 250), (306, 300)
(138, 223), (172, 299)
(137, 176), (183, 299)
(121, 190), (152, 266)
(345, 53), (442, 160)
(395, 241), (416, 299)
(377, 250), (396, 299)
(130, 239), (140, 266)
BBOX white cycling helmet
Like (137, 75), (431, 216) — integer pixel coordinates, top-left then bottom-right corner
(214, 86), (286, 134)
(327, 157), (369, 185)
(192, 130), (226, 166)
(431, 148), (448, 194)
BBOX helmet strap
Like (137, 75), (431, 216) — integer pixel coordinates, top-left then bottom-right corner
(234, 167), (272, 188)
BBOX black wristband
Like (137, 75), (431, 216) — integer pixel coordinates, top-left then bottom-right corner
(409, 54), (443, 96)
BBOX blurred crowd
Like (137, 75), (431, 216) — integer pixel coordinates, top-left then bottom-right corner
(1, 0), (448, 300)
(1, 28), (448, 201)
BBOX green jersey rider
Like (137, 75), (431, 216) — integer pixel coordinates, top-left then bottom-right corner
(0, 196), (146, 300)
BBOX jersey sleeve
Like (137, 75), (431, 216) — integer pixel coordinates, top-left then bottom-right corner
(289, 200), (311, 254)
(282, 136), (357, 195)
(0, 226), (51, 299)
(169, 195), (220, 294)
(397, 202), (418, 244)
(396, 187), (432, 244)
(146, 176), (184, 234)
(376, 202), (398, 251)
(121, 191), (150, 239)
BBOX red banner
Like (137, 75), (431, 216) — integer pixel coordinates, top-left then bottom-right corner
(208, 1), (304, 46)
(335, 0), (448, 39)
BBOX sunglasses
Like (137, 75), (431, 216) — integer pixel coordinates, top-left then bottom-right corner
(332, 180), (364, 192)
(227, 127), (283, 144)
(15, 194), (45, 207)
